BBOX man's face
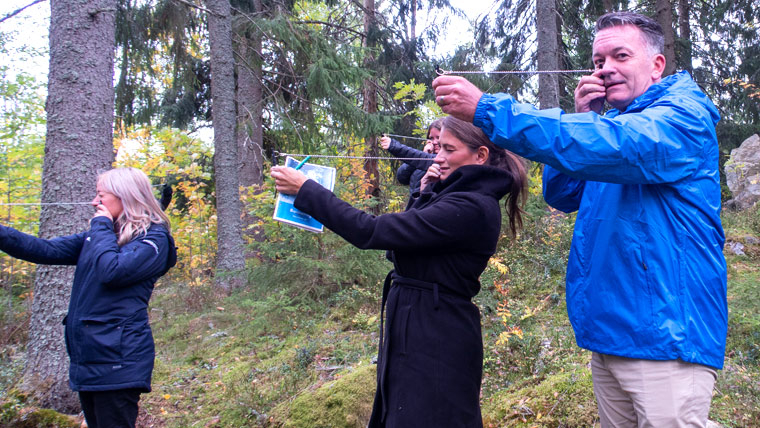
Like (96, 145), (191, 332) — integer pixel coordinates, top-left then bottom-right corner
(592, 24), (665, 111)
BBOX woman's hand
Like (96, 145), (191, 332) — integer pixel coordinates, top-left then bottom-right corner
(379, 135), (392, 150)
(420, 163), (442, 190)
(423, 142), (434, 154)
(271, 166), (309, 195)
(93, 204), (113, 221)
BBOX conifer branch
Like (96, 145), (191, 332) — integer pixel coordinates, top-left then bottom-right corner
(0, 0), (47, 25)
(294, 20), (364, 38)
(171, 0), (222, 18)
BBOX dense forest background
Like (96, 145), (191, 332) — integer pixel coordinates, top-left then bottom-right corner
(1, 0), (759, 426)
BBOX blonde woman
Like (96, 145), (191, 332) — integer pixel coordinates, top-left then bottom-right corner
(0, 167), (176, 428)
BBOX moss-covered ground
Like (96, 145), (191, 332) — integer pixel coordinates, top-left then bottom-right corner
(2, 202), (759, 427)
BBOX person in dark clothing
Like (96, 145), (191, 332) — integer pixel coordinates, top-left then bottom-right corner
(381, 119), (443, 195)
(0, 167), (177, 428)
(271, 116), (527, 428)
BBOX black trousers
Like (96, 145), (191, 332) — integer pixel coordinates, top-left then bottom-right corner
(79, 389), (141, 428)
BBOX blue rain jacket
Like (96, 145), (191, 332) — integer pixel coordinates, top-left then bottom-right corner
(0, 217), (176, 390)
(473, 71), (727, 369)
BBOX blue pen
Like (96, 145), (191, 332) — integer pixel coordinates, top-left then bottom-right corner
(294, 156), (311, 170)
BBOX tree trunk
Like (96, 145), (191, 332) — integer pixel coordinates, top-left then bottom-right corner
(655, 0), (677, 76)
(23, 0), (117, 412)
(205, 0), (246, 292)
(678, 0), (692, 74)
(362, 0), (381, 209)
(235, 11), (264, 191)
(410, 0), (416, 60)
(234, 0), (266, 244)
(536, 0), (559, 109)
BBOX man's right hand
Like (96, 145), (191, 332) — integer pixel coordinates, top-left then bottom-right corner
(574, 70), (607, 114)
(432, 76), (483, 122)
(379, 136), (392, 150)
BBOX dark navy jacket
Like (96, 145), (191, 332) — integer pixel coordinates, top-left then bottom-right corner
(0, 217), (176, 391)
(386, 138), (434, 195)
(295, 165), (510, 428)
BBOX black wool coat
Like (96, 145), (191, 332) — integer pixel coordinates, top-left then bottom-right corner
(294, 164), (511, 428)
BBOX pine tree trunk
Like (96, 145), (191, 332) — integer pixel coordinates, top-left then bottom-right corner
(23, 0), (117, 412)
(656, 0), (677, 76)
(678, 0), (692, 74)
(235, 1), (266, 244)
(235, 14), (264, 190)
(536, 0), (559, 109)
(205, 0), (246, 292)
(362, 0), (381, 210)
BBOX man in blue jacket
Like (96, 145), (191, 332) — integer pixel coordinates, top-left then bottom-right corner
(433, 11), (727, 427)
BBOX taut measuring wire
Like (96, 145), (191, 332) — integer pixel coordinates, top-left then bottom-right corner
(0, 184), (168, 207)
(434, 65), (595, 75)
(0, 202), (92, 206)
(275, 151), (434, 162)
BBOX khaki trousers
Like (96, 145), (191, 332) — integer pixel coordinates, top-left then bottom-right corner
(591, 352), (717, 428)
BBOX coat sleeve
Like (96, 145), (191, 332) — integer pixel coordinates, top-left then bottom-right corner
(396, 163), (413, 185)
(88, 217), (173, 288)
(294, 179), (490, 251)
(542, 165), (585, 213)
(473, 91), (717, 185)
(0, 224), (83, 265)
(388, 139), (435, 171)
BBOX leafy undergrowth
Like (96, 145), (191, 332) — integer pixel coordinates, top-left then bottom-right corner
(1, 202), (759, 427)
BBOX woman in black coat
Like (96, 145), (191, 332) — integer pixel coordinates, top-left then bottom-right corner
(272, 116), (527, 427)
(0, 168), (176, 428)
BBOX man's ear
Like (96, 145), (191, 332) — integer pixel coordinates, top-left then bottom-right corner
(651, 53), (666, 81)
(476, 146), (489, 164)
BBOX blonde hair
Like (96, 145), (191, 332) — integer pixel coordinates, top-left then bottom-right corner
(97, 168), (171, 246)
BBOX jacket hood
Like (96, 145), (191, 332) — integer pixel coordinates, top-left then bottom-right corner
(428, 164), (512, 201)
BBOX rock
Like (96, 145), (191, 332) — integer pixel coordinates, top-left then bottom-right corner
(726, 241), (745, 256)
(725, 134), (760, 211)
(745, 235), (760, 245)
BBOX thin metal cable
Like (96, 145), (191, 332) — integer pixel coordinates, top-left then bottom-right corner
(276, 151), (432, 161)
(0, 202), (92, 206)
(435, 65), (594, 75)
(384, 133), (427, 141)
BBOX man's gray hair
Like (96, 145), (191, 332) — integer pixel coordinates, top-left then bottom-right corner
(596, 12), (665, 56)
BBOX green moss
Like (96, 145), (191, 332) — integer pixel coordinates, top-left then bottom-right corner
(0, 392), (79, 428)
(271, 363), (376, 428)
(482, 366), (596, 428)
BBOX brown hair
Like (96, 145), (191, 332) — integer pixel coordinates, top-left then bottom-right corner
(440, 116), (527, 236)
(426, 118), (443, 139)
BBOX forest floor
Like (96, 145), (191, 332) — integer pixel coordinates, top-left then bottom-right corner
(1, 202), (759, 428)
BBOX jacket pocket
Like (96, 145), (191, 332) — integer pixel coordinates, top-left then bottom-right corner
(77, 316), (124, 363)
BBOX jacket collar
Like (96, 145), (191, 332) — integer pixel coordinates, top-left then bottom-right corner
(607, 70), (689, 116)
(426, 164), (512, 200)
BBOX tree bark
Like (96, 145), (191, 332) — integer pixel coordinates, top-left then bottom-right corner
(362, 0), (381, 209)
(205, 0), (247, 292)
(536, 0), (559, 109)
(678, 0), (692, 74)
(23, 0), (117, 412)
(655, 0), (677, 76)
(234, 0), (266, 244)
(235, 9), (264, 191)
